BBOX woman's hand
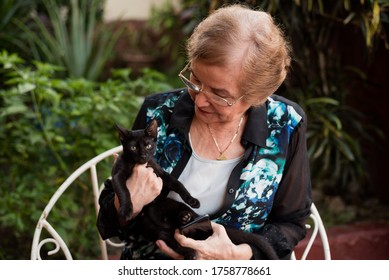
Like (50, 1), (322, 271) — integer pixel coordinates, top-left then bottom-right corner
(114, 163), (163, 216)
(156, 222), (253, 260)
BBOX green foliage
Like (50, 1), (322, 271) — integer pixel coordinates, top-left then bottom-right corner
(261, 1), (386, 197)
(148, 1), (208, 75)
(0, 0), (38, 53)
(14, 0), (120, 81)
(263, 0), (389, 49)
(292, 81), (368, 195)
(0, 50), (172, 259)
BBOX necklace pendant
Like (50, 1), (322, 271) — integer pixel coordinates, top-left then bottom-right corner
(208, 115), (244, 162)
(216, 154), (227, 161)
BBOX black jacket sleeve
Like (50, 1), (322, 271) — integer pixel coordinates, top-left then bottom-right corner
(253, 117), (312, 259)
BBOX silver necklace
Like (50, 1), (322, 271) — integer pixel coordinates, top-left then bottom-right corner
(207, 116), (244, 160)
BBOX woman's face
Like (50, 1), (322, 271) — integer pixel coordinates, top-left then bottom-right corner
(189, 59), (251, 125)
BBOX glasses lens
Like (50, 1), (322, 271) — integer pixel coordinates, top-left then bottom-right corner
(183, 81), (230, 107)
(200, 91), (229, 107)
(179, 63), (237, 107)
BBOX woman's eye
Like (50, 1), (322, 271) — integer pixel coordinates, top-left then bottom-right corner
(190, 73), (201, 83)
(213, 90), (229, 99)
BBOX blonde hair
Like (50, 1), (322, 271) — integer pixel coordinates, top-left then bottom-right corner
(187, 4), (291, 105)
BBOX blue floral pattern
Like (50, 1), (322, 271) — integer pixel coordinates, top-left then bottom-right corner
(145, 93), (183, 174)
(146, 95), (303, 233)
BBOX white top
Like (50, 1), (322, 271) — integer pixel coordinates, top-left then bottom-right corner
(167, 133), (242, 215)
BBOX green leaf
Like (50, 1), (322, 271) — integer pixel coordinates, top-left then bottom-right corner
(0, 50), (24, 68)
(306, 97), (339, 106)
(334, 136), (355, 161)
(17, 83), (35, 94)
(312, 138), (328, 159)
(0, 104), (29, 117)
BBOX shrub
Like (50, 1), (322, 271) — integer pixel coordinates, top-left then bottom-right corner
(0, 50), (171, 259)
(14, 0), (120, 81)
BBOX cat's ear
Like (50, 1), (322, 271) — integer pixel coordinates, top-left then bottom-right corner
(145, 119), (158, 139)
(115, 124), (129, 142)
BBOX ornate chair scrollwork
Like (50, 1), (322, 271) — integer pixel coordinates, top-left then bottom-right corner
(31, 146), (123, 260)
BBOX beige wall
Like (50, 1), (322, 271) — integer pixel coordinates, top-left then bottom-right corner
(104, 0), (179, 21)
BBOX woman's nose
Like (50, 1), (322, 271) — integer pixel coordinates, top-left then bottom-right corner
(194, 90), (211, 106)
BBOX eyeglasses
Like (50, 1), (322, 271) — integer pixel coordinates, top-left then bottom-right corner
(178, 62), (246, 107)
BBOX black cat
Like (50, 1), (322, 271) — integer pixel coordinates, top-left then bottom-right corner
(112, 119), (200, 227)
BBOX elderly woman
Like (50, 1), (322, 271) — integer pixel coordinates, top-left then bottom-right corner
(97, 4), (311, 260)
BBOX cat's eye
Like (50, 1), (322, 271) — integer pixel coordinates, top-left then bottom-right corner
(130, 146), (137, 151)
(145, 144), (152, 150)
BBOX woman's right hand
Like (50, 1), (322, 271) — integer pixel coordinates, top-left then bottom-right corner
(114, 163), (163, 217)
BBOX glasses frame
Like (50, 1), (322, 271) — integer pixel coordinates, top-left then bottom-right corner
(178, 62), (246, 107)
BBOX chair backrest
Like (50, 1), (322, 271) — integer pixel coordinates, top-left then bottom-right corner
(31, 146), (331, 260)
(291, 203), (331, 260)
(31, 145), (123, 260)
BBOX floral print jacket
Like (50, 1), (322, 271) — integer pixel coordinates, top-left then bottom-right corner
(97, 88), (312, 259)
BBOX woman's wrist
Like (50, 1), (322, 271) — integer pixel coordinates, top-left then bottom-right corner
(231, 243), (253, 260)
(114, 194), (141, 219)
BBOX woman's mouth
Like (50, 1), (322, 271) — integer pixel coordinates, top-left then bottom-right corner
(196, 106), (213, 117)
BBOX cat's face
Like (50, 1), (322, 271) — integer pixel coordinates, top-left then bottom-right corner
(116, 119), (158, 164)
(124, 133), (156, 164)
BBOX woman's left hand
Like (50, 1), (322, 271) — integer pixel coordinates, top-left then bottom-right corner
(156, 222), (253, 260)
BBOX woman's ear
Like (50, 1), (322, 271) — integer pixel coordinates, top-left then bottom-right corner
(145, 119), (158, 140)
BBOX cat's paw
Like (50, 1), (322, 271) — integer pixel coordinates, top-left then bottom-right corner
(185, 197), (200, 209)
(179, 211), (193, 225)
(118, 207), (133, 226)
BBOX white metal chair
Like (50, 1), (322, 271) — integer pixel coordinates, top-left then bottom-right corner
(31, 146), (331, 260)
(290, 203), (331, 260)
(31, 145), (124, 260)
